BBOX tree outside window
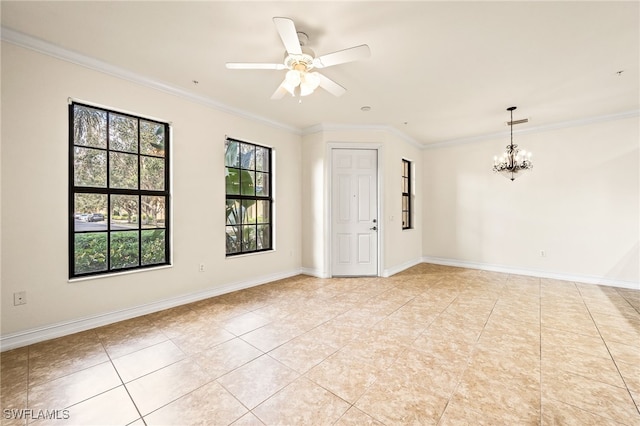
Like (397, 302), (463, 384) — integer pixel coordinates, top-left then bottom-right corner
(70, 103), (170, 277)
(225, 138), (272, 255)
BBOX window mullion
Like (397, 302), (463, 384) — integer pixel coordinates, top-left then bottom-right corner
(137, 118), (142, 268)
(70, 102), (170, 278)
(106, 111), (112, 271)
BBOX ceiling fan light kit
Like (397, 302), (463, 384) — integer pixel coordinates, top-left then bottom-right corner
(226, 17), (370, 99)
(492, 106), (533, 181)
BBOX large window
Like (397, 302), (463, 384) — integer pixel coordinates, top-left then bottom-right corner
(225, 138), (272, 255)
(402, 159), (412, 230)
(69, 102), (170, 278)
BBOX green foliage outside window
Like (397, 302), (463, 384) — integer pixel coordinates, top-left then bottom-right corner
(225, 139), (272, 255)
(70, 103), (170, 277)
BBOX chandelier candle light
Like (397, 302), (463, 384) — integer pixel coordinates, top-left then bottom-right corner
(492, 106), (533, 181)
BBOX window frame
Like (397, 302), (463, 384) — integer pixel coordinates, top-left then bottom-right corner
(402, 158), (412, 230)
(225, 137), (273, 256)
(69, 101), (171, 278)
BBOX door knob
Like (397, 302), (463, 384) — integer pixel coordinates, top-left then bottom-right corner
(370, 226), (377, 231)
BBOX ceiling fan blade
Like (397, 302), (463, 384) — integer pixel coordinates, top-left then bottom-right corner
(273, 17), (302, 55)
(317, 73), (346, 97)
(313, 44), (371, 69)
(271, 80), (290, 100)
(226, 62), (285, 70)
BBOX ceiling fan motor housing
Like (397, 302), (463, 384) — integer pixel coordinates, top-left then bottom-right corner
(284, 47), (316, 71)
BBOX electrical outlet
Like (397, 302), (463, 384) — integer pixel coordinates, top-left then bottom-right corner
(199, 263), (205, 272)
(540, 250), (546, 257)
(14, 291), (26, 306)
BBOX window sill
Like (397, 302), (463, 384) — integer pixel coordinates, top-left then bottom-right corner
(68, 264), (173, 283)
(225, 249), (274, 259)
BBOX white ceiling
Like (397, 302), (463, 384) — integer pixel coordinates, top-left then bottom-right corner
(2, 1), (638, 146)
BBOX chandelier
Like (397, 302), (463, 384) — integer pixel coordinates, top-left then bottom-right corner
(492, 106), (533, 181)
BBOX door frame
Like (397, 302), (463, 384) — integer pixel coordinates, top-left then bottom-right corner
(326, 142), (384, 277)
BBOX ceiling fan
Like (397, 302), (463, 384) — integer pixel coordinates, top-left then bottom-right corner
(226, 17), (371, 99)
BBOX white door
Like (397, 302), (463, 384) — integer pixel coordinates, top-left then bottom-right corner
(331, 149), (378, 276)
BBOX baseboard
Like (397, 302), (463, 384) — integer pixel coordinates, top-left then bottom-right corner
(300, 267), (329, 278)
(422, 256), (639, 290)
(0, 269), (302, 352)
(382, 258), (424, 277)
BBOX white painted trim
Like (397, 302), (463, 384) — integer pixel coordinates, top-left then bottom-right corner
(1, 27), (299, 136)
(425, 109), (640, 149)
(300, 267), (329, 278)
(422, 256), (639, 290)
(304, 123), (422, 149)
(0, 269), (301, 352)
(327, 143), (385, 277)
(382, 257), (423, 277)
(4, 27), (635, 151)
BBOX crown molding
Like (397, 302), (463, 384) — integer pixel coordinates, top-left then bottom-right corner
(425, 109), (640, 149)
(302, 123), (423, 148)
(3, 27), (637, 149)
(1, 27), (300, 135)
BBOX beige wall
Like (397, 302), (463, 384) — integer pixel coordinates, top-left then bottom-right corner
(422, 116), (639, 286)
(1, 43), (302, 336)
(2, 39), (637, 346)
(301, 128), (423, 277)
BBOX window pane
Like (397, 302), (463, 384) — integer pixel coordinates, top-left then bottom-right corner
(74, 193), (107, 231)
(111, 194), (138, 230)
(225, 140), (239, 168)
(242, 225), (256, 251)
(74, 233), (107, 274)
(74, 105), (107, 148)
(141, 156), (164, 190)
(224, 139), (271, 256)
(256, 172), (269, 197)
(142, 196), (165, 228)
(141, 229), (165, 265)
(70, 103), (170, 278)
(256, 147), (269, 172)
(110, 152), (138, 189)
(257, 224), (270, 250)
(402, 211), (409, 228)
(110, 231), (139, 269)
(226, 226), (241, 254)
(240, 143), (255, 170)
(109, 113), (138, 153)
(256, 200), (270, 223)
(140, 121), (165, 157)
(226, 168), (240, 195)
(226, 199), (240, 225)
(242, 200), (257, 224)
(240, 170), (255, 196)
(402, 195), (409, 211)
(74, 147), (107, 187)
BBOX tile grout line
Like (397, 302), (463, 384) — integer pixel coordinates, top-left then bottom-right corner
(538, 277), (542, 426)
(576, 284), (640, 418)
(102, 338), (147, 426)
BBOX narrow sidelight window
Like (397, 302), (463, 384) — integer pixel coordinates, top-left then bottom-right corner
(225, 138), (273, 255)
(402, 159), (412, 229)
(69, 102), (170, 278)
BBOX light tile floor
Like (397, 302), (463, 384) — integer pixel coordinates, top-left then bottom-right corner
(1, 264), (639, 425)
